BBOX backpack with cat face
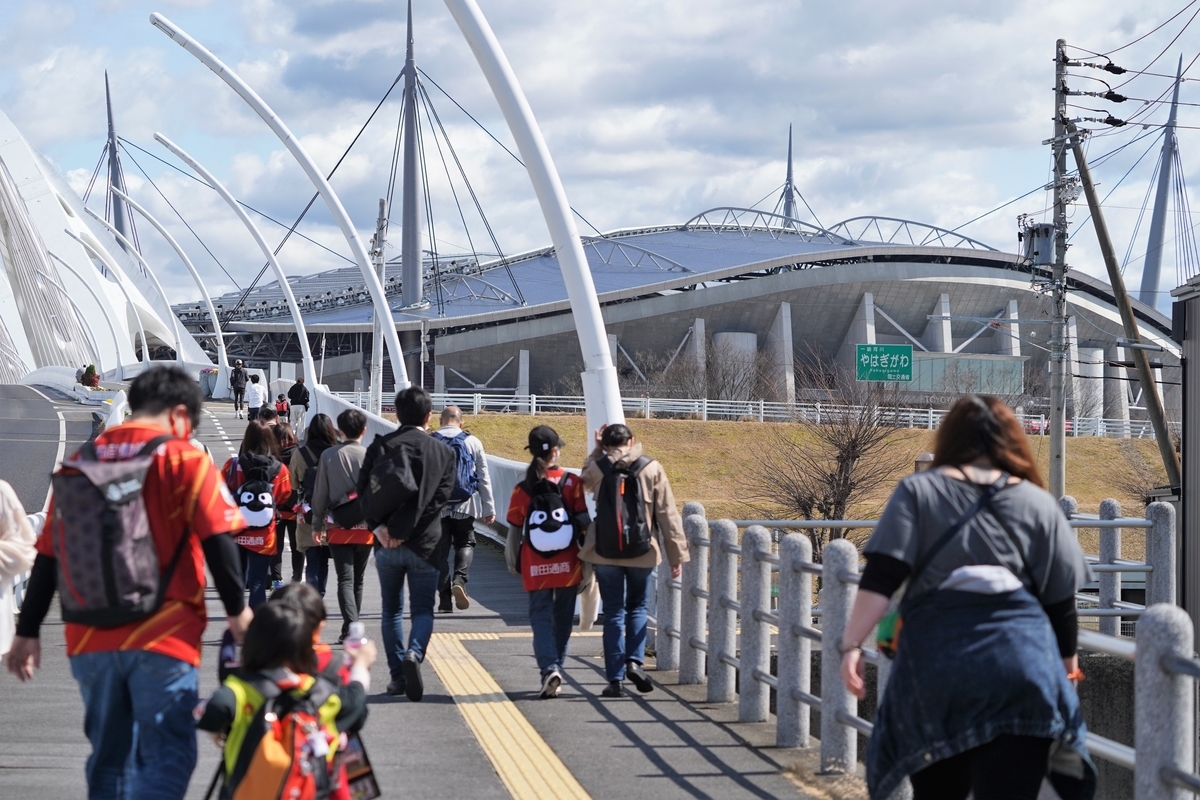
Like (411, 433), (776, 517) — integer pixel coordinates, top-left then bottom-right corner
(227, 454), (282, 530)
(522, 477), (576, 558)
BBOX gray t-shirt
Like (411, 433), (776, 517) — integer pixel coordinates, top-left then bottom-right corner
(865, 470), (1090, 604)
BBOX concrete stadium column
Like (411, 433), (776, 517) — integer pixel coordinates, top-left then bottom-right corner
(607, 335), (618, 366)
(767, 303), (796, 404)
(1001, 299), (1021, 357)
(434, 364), (446, 396)
(1077, 342), (1105, 422)
(923, 293), (952, 353)
(711, 332), (758, 401)
(517, 350), (530, 411)
(1067, 316), (1081, 417)
(1104, 344), (1131, 437)
(837, 292), (876, 366)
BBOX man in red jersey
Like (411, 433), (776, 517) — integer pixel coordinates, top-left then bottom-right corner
(6, 366), (251, 800)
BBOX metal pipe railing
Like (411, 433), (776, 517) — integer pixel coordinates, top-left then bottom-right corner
(674, 502), (1198, 798)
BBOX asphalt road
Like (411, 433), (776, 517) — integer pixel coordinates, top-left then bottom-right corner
(0, 385), (95, 512)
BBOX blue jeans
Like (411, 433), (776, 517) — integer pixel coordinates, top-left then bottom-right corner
(240, 548), (272, 609)
(594, 564), (654, 682)
(374, 544), (439, 683)
(305, 545), (331, 596)
(69, 650), (199, 800)
(529, 587), (577, 675)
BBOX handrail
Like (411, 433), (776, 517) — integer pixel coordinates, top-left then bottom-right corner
(671, 502), (1194, 797)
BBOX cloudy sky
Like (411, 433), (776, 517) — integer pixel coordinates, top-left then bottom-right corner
(1, 0), (1197, 311)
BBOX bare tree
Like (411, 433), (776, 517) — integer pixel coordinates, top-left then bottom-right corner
(745, 359), (910, 560)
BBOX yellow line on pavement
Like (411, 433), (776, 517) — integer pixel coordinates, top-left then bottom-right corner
(427, 632), (591, 800)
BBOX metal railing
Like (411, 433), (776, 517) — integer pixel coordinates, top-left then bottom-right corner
(330, 391), (1178, 440)
(667, 502), (1198, 798)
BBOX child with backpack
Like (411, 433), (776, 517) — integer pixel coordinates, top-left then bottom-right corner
(196, 599), (375, 800)
(505, 425), (590, 699)
(275, 394), (291, 417)
(579, 423), (689, 698)
(223, 424), (292, 608)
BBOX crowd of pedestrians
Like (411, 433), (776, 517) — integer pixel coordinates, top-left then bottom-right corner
(0, 364), (1095, 799)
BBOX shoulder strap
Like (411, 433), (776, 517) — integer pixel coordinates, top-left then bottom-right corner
(137, 434), (175, 458)
(909, 473), (1010, 585)
(628, 456), (653, 477)
(300, 447), (317, 469)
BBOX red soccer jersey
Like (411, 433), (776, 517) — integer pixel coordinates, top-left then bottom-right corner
(507, 467), (588, 591)
(37, 421), (245, 665)
(221, 457), (292, 555)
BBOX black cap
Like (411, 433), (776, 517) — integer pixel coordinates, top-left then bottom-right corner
(526, 425), (565, 455)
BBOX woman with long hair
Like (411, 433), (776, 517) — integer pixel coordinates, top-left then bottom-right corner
(504, 425), (589, 698)
(222, 423), (291, 608)
(841, 395), (1094, 800)
(291, 414), (339, 595)
(270, 422), (303, 586)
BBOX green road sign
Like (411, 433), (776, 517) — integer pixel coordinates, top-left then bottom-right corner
(856, 343), (913, 382)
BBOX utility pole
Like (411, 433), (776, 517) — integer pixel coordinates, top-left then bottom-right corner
(369, 199), (387, 416)
(1067, 120), (1183, 489)
(1049, 39), (1070, 498)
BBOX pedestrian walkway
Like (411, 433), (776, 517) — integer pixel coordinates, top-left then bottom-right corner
(1, 535), (838, 799)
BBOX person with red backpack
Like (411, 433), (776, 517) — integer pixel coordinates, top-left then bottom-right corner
(223, 423), (292, 609)
(6, 366), (251, 800)
(505, 425), (590, 699)
(580, 423), (689, 698)
(196, 600), (375, 800)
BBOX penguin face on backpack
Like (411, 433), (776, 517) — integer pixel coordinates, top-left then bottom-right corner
(525, 487), (574, 557)
(237, 482), (276, 528)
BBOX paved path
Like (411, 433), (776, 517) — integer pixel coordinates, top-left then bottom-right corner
(0, 397), (823, 800)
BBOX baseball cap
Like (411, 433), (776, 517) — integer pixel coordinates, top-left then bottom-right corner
(526, 425), (565, 455)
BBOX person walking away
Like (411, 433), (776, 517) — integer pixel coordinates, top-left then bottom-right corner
(6, 365), (252, 800)
(196, 600), (375, 799)
(505, 425), (589, 698)
(223, 424), (292, 609)
(840, 395), (1094, 800)
(292, 414), (337, 596)
(0, 480), (35, 656)
(271, 422), (303, 586)
(288, 376), (311, 431)
(230, 359), (248, 419)
(432, 405), (495, 612)
(358, 387), (455, 700)
(311, 409), (374, 643)
(245, 373), (265, 422)
(275, 393), (290, 419)
(257, 405), (279, 427)
(581, 423), (688, 698)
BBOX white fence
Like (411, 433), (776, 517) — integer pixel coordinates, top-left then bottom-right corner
(330, 391), (1177, 440)
(664, 502), (1198, 799)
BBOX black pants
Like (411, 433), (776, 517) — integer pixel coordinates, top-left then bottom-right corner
(270, 518), (303, 583)
(232, 387), (245, 411)
(437, 516), (476, 606)
(910, 735), (1053, 800)
(330, 543), (372, 637)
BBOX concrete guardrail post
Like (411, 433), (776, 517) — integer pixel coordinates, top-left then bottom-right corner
(1146, 501), (1176, 607)
(1059, 495), (1078, 521)
(739, 525), (771, 722)
(1099, 498), (1121, 636)
(679, 511), (709, 685)
(707, 519), (738, 704)
(1135, 604), (1196, 800)
(777, 532), (812, 748)
(655, 502), (698, 672)
(821, 538), (858, 774)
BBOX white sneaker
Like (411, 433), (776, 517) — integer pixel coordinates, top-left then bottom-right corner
(540, 669), (562, 699)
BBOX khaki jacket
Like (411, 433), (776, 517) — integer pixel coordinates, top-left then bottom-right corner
(578, 442), (689, 569)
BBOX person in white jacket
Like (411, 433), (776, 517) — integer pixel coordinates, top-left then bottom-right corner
(245, 374), (266, 422)
(0, 481), (36, 656)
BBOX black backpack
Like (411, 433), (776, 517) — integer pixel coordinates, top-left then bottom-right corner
(360, 433), (418, 526)
(47, 434), (191, 627)
(593, 456), (654, 559)
(227, 454), (282, 530)
(522, 477), (578, 558)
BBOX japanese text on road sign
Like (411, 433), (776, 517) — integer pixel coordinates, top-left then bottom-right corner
(856, 344), (913, 382)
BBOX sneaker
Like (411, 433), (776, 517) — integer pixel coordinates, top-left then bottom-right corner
(626, 661), (654, 694)
(272, 580), (285, 591)
(437, 605), (453, 614)
(540, 670), (562, 699)
(452, 582), (470, 610)
(402, 652), (424, 702)
(601, 680), (625, 698)
(385, 680), (406, 696)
